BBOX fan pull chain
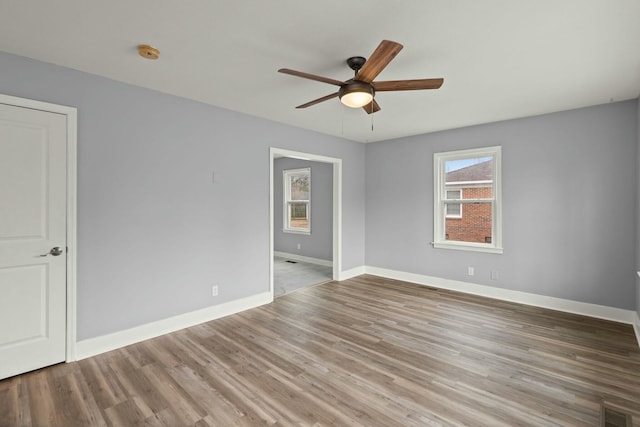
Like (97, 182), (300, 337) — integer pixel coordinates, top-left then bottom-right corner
(371, 88), (374, 131)
(371, 111), (374, 131)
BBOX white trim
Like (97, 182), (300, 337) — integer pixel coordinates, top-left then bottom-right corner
(339, 265), (365, 281)
(270, 152), (275, 297)
(333, 158), (343, 281)
(274, 251), (333, 267)
(634, 311), (640, 347)
(0, 94), (78, 362)
(446, 180), (493, 186)
(365, 266), (637, 326)
(282, 228), (311, 236)
(270, 148), (342, 298)
(76, 291), (272, 360)
(433, 241), (504, 254)
(65, 103), (78, 362)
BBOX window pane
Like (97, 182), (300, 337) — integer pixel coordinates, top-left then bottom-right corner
(290, 174), (309, 201)
(446, 203), (461, 217)
(289, 202), (308, 230)
(445, 202), (492, 243)
(445, 156), (493, 183)
(444, 157), (493, 241)
(446, 190), (461, 199)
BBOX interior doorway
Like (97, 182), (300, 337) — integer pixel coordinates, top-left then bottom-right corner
(0, 94), (77, 378)
(269, 148), (342, 299)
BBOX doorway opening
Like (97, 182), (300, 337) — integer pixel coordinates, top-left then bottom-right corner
(269, 148), (342, 299)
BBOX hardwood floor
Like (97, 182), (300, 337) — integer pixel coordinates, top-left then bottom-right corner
(1, 275), (639, 426)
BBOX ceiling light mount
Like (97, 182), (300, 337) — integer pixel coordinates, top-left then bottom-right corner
(138, 44), (160, 60)
(346, 56), (366, 73)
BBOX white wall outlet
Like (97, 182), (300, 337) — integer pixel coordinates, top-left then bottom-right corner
(467, 266), (474, 276)
(212, 285), (219, 297)
(297, 243), (301, 250)
(490, 271), (498, 280)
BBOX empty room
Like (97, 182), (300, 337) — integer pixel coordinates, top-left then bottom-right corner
(1, 1), (639, 426)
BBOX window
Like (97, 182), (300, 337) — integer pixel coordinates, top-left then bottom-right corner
(433, 146), (502, 253)
(283, 168), (310, 234)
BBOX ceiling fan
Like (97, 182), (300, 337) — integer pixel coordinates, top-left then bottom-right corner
(278, 40), (444, 114)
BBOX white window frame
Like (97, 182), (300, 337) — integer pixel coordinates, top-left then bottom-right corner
(283, 168), (311, 234)
(433, 146), (503, 254)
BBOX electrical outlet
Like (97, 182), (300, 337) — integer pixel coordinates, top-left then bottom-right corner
(467, 266), (474, 276)
(297, 243), (301, 250)
(212, 285), (219, 297)
(490, 271), (498, 280)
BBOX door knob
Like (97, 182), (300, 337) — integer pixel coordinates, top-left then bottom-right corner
(40, 247), (64, 257)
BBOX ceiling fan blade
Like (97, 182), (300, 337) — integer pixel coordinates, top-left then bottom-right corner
(374, 78), (444, 91)
(362, 99), (381, 114)
(355, 40), (403, 83)
(295, 92), (339, 109)
(278, 68), (345, 86)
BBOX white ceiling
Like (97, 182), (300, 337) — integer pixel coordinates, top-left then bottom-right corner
(1, 1), (639, 143)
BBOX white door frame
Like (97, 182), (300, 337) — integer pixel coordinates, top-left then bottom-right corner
(0, 94), (77, 362)
(269, 147), (342, 298)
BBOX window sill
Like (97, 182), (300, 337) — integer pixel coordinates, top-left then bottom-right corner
(283, 229), (311, 236)
(433, 241), (503, 254)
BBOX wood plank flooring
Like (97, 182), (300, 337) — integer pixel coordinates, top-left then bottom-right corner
(1, 275), (640, 426)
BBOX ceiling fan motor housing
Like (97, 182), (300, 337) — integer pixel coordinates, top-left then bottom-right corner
(339, 80), (375, 98)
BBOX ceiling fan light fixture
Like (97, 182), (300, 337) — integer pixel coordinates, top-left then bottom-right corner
(339, 81), (374, 108)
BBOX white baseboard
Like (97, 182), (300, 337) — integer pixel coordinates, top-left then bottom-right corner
(74, 270), (640, 360)
(365, 266), (637, 326)
(339, 265), (366, 281)
(75, 291), (272, 360)
(274, 251), (333, 267)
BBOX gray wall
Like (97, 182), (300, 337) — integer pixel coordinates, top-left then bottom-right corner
(1, 49), (638, 343)
(274, 158), (333, 261)
(366, 101), (638, 310)
(0, 51), (366, 340)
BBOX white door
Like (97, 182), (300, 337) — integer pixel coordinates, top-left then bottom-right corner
(0, 102), (68, 379)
